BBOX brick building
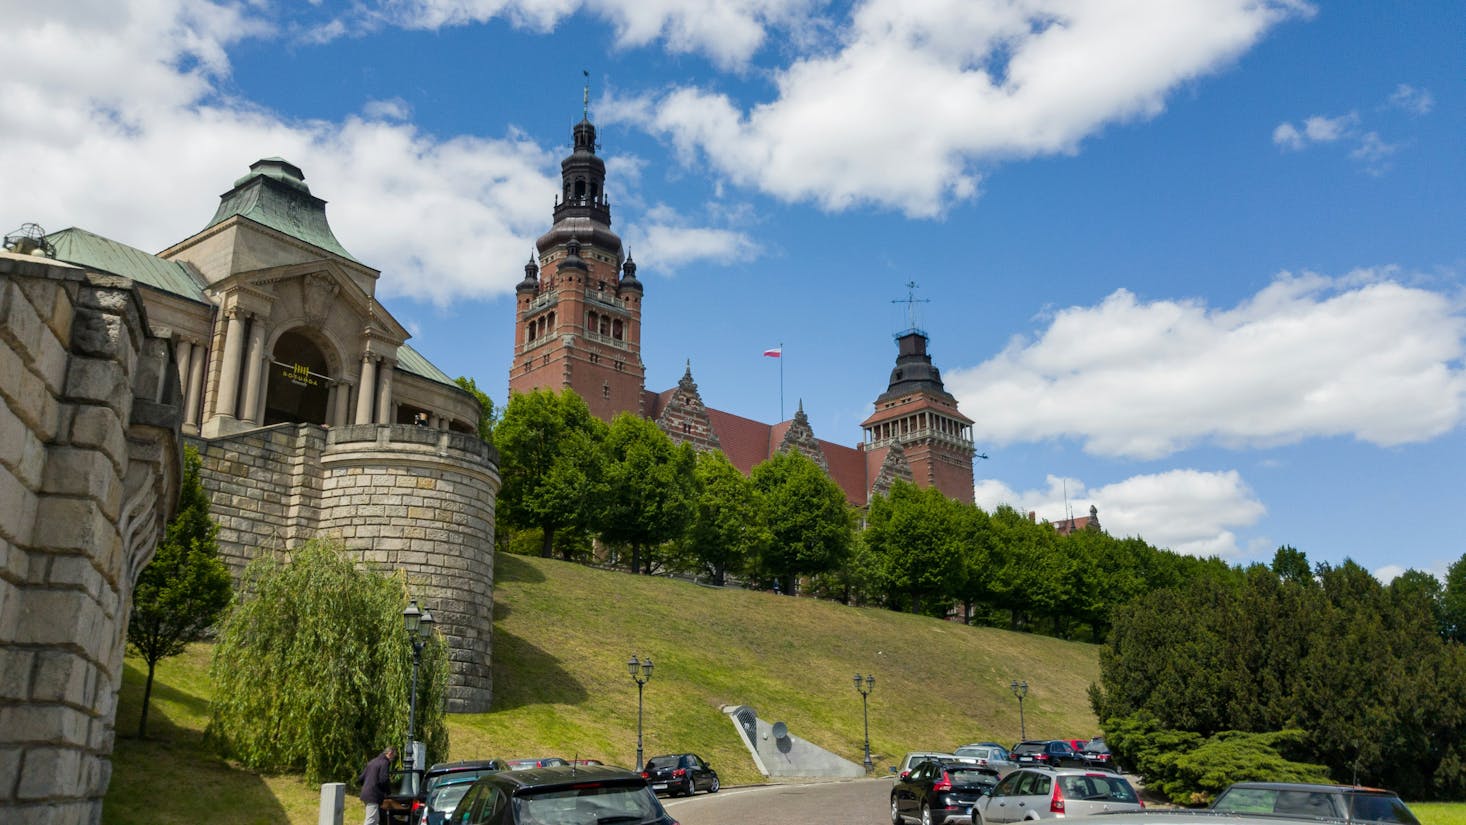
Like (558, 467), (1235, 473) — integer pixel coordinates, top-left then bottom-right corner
(511, 116), (978, 504)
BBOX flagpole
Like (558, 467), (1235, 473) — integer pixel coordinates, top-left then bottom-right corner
(779, 341), (785, 421)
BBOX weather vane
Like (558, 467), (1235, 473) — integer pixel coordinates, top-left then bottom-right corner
(583, 69), (590, 119)
(891, 280), (931, 335)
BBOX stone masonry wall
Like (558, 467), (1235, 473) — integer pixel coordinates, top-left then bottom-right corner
(319, 425), (499, 713)
(194, 422), (500, 713)
(0, 252), (181, 825)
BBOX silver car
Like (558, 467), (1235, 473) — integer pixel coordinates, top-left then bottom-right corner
(972, 767), (1143, 822)
(952, 745), (1019, 777)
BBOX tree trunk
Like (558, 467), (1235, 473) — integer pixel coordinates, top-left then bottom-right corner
(138, 658), (157, 738)
(540, 526), (555, 558)
(630, 545), (642, 574)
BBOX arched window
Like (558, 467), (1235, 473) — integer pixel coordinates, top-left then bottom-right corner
(612, 319), (623, 340)
(574, 178), (586, 200)
(599, 316), (610, 335)
(587, 310), (597, 331)
(264, 328), (333, 426)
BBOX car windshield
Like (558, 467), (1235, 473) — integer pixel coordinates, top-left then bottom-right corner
(1058, 774), (1137, 803)
(514, 785), (663, 825)
(1013, 743), (1043, 754)
(426, 782), (473, 813)
(1349, 795), (1421, 825)
(955, 747), (993, 759)
(645, 756), (680, 769)
(1083, 742), (1109, 754)
(948, 769), (999, 790)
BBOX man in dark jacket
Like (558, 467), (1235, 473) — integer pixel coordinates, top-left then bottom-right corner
(358, 746), (397, 825)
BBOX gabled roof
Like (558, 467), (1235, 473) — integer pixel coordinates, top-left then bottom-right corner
(47, 227), (208, 303)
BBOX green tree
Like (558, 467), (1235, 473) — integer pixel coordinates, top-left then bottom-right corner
(750, 450), (854, 595)
(597, 413), (696, 574)
(863, 481), (964, 616)
(454, 376), (498, 443)
(207, 540), (448, 783)
(495, 388), (606, 558)
(1443, 553), (1466, 643)
(127, 446), (232, 738)
(682, 449), (767, 585)
(1270, 545), (1314, 585)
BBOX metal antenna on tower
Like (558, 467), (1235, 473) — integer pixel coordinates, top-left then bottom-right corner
(891, 280), (931, 336)
(582, 69), (591, 119)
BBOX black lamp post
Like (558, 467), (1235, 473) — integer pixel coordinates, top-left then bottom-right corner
(402, 600), (435, 792)
(628, 655), (654, 769)
(854, 673), (875, 773)
(1009, 680), (1028, 740)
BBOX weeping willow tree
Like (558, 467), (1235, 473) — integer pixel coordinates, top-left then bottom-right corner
(207, 539), (449, 783)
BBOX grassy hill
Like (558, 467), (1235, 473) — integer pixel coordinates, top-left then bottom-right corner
(104, 552), (1103, 825)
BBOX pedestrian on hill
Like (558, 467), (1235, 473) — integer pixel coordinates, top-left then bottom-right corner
(358, 745), (397, 825)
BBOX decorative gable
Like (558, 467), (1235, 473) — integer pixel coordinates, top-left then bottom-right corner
(655, 363), (722, 453)
(777, 402), (829, 472)
(869, 442), (914, 502)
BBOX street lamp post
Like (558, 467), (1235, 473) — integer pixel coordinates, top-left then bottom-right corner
(401, 600), (436, 793)
(628, 655), (654, 769)
(854, 673), (875, 773)
(1009, 680), (1028, 740)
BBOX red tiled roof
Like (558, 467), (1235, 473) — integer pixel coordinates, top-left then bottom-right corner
(819, 440), (868, 506)
(705, 408), (776, 476)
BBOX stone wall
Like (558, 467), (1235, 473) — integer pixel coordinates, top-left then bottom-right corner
(193, 423), (500, 712)
(0, 252), (182, 825)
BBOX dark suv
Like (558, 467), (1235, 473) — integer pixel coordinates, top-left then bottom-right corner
(1010, 740), (1087, 768)
(642, 753), (720, 796)
(451, 764), (677, 825)
(891, 758), (1000, 825)
(1212, 782), (1420, 824)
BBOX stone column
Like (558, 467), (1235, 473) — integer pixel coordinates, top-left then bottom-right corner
(185, 342), (206, 428)
(333, 381), (352, 427)
(175, 338), (194, 393)
(240, 317), (267, 424)
(215, 308), (246, 419)
(355, 355), (377, 425)
(375, 360), (396, 425)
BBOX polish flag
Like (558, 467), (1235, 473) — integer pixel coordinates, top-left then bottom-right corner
(762, 347), (782, 358)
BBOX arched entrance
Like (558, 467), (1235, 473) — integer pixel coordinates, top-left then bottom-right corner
(264, 329), (333, 425)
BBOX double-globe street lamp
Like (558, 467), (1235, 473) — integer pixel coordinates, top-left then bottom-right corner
(854, 673), (875, 773)
(402, 600), (436, 791)
(1009, 680), (1028, 741)
(628, 655), (654, 769)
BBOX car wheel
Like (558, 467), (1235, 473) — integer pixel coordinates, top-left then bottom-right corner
(921, 802), (933, 825)
(972, 807), (985, 825)
(709, 775), (720, 793)
(685, 776), (697, 796)
(891, 796), (903, 825)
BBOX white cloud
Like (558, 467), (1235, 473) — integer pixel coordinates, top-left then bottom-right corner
(626, 204), (761, 273)
(1349, 131), (1399, 176)
(1273, 112), (1358, 149)
(615, 0), (1307, 216)
(0, 1), (559, 307)
(362, 97), (413, 121)
(345, 0), (821, 69)
(973, 469), (1266, 558)
(947, 270), (1466, 460)
(1387, 83), (1434, 116)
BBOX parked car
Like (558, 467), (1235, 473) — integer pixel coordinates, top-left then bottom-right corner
(1065, 740), (1087, 753)
(449, 764), (677, 825)
(1010, 740), (1088, 769)
(952, 745), (1019, 776)
(415, 760), (507, 825)
(972, 767), (1143, 823)
(1211, 782), (1420, 824)
(1077, 740), (1117, 771)
(892, 759), (1001, 825)
(898, 752), (959, 775)
(501, 757), (569, 770)
(642, 752), (720, 796)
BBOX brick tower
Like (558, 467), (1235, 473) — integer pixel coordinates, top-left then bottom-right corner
(860, 329), (976, 503)
(510, 111), (645, 421)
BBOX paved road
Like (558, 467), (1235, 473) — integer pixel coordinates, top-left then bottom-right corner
(663, 777), (894, 825)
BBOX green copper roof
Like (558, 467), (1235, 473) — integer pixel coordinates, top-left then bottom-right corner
(47, 227), (208, 303)
(397, 343), (457, 388)
(206, 158), (360, 263)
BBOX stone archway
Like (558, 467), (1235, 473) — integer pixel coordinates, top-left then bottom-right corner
(264, 328), (333, 425)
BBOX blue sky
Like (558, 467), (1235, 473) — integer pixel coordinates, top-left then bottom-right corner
(5, 1), (1462, 580)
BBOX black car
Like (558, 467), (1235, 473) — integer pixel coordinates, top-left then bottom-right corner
(416, 760), (508, 825)
(1078, 740), (1118, 771)
(1010, 740), (1087, 769)
(642, 753), (720, 797)
(450, 764), (677, 825)
(891, 758), (1000, 825)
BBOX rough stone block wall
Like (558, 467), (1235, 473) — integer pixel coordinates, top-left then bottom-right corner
(319, 425), (499, 713)
(0, 254), (181, 825)
(194, 423), (500, 713)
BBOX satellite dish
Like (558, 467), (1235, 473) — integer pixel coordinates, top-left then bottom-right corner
(772, 721), (789, 740)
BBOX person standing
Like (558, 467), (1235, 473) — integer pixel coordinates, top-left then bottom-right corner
(358, 746), (397, 825)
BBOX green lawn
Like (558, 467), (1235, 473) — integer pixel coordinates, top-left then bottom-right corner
(102, 552), (1459, 824)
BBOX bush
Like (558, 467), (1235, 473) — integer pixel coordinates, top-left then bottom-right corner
(207, 540), (448, 783)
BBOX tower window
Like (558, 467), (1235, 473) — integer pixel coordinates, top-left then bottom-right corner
(603, 382), (610, 399)
(612, 319), (623, 340)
